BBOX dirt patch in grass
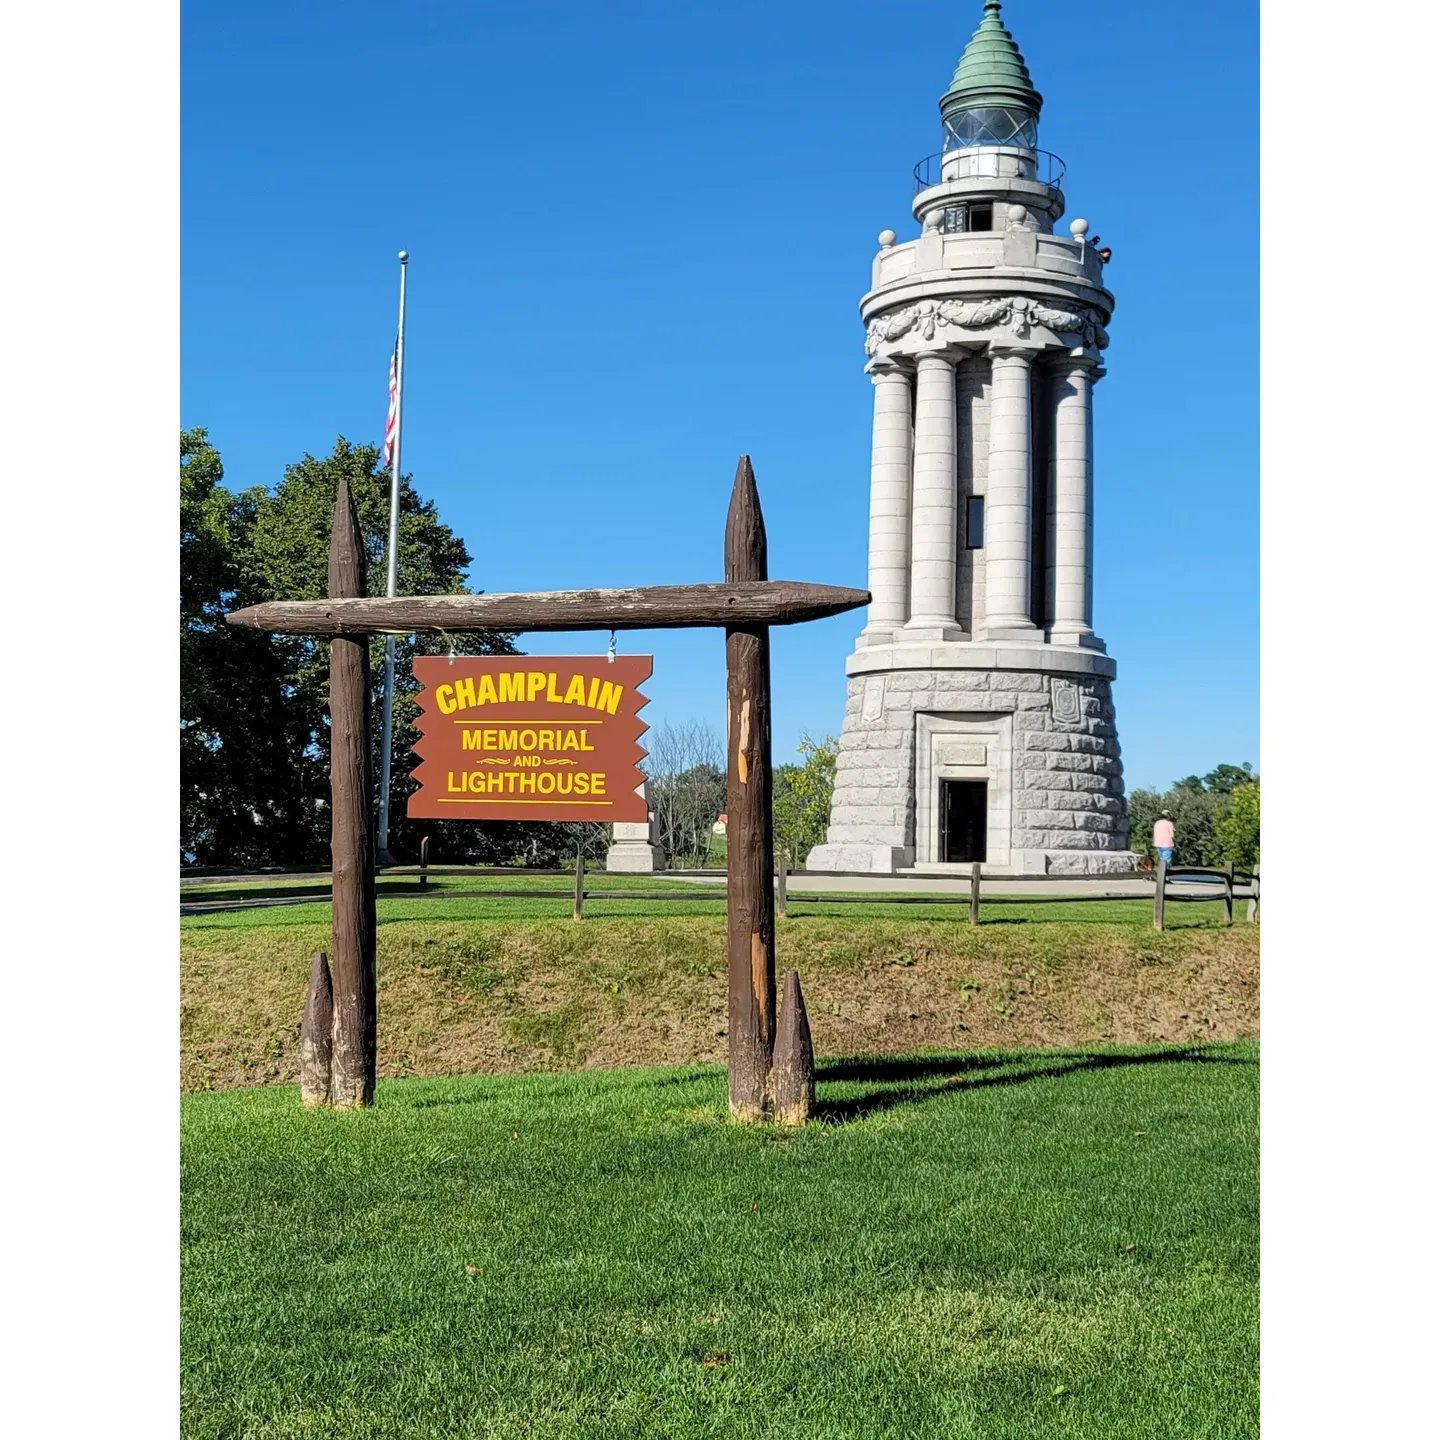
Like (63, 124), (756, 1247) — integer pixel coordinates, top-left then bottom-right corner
(180, 915), (1258, 1092)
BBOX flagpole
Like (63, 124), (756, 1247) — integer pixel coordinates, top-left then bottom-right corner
(376, 249), (408, 866)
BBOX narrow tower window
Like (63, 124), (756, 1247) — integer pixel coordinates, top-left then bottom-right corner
(966, 495), (985, 548)
(967, 203), (993, 232)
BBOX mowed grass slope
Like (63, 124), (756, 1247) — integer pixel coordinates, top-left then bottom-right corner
(181, 879), (1258, 1090)
(182, 1043), (1258, 1439)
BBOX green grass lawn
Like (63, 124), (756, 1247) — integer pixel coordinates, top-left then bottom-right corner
(182, 1042), (1257, 1439)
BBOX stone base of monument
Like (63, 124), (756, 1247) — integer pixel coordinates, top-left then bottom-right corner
(605, 819), (664, 873)
(809, 645), (1137, 878)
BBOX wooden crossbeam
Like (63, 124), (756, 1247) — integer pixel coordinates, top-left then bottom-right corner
(224, 580), (869, 637)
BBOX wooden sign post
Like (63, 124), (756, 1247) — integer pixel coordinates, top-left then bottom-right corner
(227, 457), (863, 1120)
(724, 459), (775, 1121)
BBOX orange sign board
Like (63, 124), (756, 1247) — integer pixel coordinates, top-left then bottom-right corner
(407, 656), (651, 823)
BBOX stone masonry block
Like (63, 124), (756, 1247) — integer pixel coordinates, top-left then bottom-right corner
(1020, 810), (1076, 829)
(1024, 733), (1073, 752)
(990, 673), (1045, 692)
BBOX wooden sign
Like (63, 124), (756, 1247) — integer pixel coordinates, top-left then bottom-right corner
(407, 656), (652, 823)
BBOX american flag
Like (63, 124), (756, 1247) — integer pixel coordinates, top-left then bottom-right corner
(380, 345), (399, 469)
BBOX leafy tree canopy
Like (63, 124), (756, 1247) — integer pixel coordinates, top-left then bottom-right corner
(774, 734), (839, 866)
(1126, 761), (1260, 869)
(181, 432), (532, 866)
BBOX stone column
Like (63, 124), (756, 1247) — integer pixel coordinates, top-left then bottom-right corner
(905, 350), (963, 639)
(862, 362), (913, 641)
(1050, 357), (1097, 643)
(983, 346), (1039, 637)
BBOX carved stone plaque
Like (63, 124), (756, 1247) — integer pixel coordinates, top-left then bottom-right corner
(1051, 677), (1081, 724)
(939, 742), (987, 767)
(861, 676), (887, 722)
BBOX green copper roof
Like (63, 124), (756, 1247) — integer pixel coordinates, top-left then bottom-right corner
(940, 1), (1043, 122)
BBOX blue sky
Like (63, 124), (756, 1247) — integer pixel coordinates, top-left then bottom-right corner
(182, 0), (1257, 792)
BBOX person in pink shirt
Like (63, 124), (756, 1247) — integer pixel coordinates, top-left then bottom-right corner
(1153, 811), (1175, 867)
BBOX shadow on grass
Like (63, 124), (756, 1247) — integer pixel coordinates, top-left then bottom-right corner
(813, 1045), (1254, 1125)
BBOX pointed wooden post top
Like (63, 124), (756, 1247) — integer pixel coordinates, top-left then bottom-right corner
(725, 455), (767, 585)
(328, 477), (366, 601)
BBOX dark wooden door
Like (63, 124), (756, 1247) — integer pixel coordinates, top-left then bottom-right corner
(941, 780), (988, 864)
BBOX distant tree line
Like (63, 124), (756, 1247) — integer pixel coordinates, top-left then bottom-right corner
(1125, 762), (1260, 869)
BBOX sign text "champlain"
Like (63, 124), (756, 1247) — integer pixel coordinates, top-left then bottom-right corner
(432, 670), (625, 716)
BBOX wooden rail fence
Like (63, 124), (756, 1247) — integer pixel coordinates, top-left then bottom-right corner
(182, 854), (1256, 929)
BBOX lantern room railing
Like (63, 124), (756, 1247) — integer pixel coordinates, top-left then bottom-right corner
(913, 148), (1066, 194)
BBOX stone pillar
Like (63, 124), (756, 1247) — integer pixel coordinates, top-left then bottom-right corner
(1050, 357), (1097, 643)
(905, 350), (963, 639)
(605, 785), (664, 872)
(862, 362), (913, 641)
(983, 346), (1039, 637)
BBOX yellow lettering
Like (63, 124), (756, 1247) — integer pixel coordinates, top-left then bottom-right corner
(483, 730), (497, 749)
(477, 674), (498, 705)
(462, 730), (480, 751)
(435, 684), (457, 715)
(497, 730), (517, 749)
(518, 729), (536, 750)
(527, 672), (546, 701)
(562, 731), (579, 751)
(537, 772), (556, 794)
(556, 773), (573, 794)
(499, 673), (524, 704)
(453, 676), (477, 710)
(596, 680), (623, 715)
(546, 672), (560, 703)
(573, 773), (590, 794)
(447, 771), (462, 792)
(563, 675), (587, 706)
(592, 772), (607, 797)
(487, 772), (504, 793)
(580, 729), (593, 752)
(519, 772), (537, 793)
(537, 730), (554, 752)
(586, 678), (600, 709)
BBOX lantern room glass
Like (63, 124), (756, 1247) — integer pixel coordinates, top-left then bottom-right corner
(942, 105), (1038, 151)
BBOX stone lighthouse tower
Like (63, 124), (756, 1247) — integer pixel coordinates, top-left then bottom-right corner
(808, 1), (1133, 876)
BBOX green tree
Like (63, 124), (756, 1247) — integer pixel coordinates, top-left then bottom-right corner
(238, 437), (521, 864)
(182, 429), (322, 865)
(773, 734), (839, 867)
(1126, 761), (1259, 868)
(181, 432), (526, 866)
(1202, 762), (1257, 795)
(1215, 783), (1260, 868)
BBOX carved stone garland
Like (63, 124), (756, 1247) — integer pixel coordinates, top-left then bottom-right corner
(865, 296), (1109, 358)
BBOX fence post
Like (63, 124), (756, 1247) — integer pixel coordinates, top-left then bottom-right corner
(1248, 864), (1259, 923)
(776, 851), (788, 919)
(419, 835), (430, 889)
(1222, 861), (1234, 927)
(969, 861), (981, 927)
(573, 852), (585, 921)
(1153, 857), (1166, 932)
